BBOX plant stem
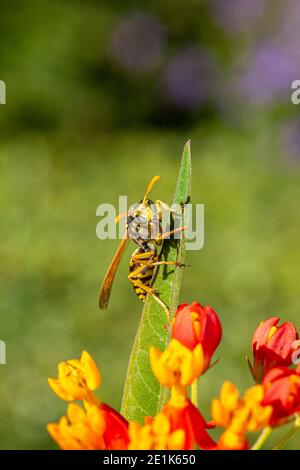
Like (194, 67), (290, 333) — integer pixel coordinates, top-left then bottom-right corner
(273, 419), (300, 450)
(191, 379), (199, 408)
(251, 426), (272, 450)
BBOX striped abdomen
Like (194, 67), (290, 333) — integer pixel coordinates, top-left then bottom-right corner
(129, 247), (158, 302)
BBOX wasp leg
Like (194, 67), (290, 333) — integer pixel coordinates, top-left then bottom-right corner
(155, 225), (187, 242)
(130, 257), (185, 271)
(155, 201), (184, 240)
(155, 200), (187, 220)
(151, 293), (170, 331)
(155, 200), (184, 215)
(129, 257), (156, 269)
(129, 250), (158, 267)
(131, 251), (153, 261)
(130, 279), (170, 330)
(129, 278), (156, 295)
(151, 260), (185, 267)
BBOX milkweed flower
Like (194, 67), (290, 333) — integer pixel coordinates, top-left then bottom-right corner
(47, 403), (106, 450)
(248, 317), (299, 383)
(211, 381), (240, 428)
(217, 426), (249, 450)
(211, 381), (272, 450)
(262, 365), (300, 426)
(47, 351), (129, 450)
(48, 402), (129, 450)
(172, 302), (222, 372)
(129, 386), (216, 450)
(149, 339), (204, 387)
(129, 414), (186, 450)
(148, 333), (216, 450)
(48, 350), (102, 402)
(162, 386), (216, 450)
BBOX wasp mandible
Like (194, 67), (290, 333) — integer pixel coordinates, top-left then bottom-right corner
(99, 176), (187, 327)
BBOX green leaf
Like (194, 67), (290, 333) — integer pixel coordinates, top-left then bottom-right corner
(120, 140), (192, 423)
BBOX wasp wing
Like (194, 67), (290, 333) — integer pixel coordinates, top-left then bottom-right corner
(99, 237), (128, 309)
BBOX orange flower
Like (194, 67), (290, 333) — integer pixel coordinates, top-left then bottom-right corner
(248, 317), (299, 383)
(211, 381), (272, 450)
(149, 339), (204, 387)
(217, 428), (249, 450)
(128, 382), (215, 450)
(47, 403), (106, 450)
(129, 413), (186, 450)
(47, 351), (129, 450)
(262, 365), (300, 426)
(211, 381), (241, 428)
(47, 402), (129, 450)
(162, 387), (216, 450)
(172, 302), (222, 372)
(48, 351), (101, 402)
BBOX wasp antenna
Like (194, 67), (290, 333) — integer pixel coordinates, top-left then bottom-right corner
(143, 175), (160, 203)
(115, 211), (127, 224)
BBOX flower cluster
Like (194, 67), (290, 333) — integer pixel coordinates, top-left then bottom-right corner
(211, 315), (300, 449)
(47, 351), (129, 450)
(143, 301), (222, 450)
(211, 382), (272, 449)
(47, 305), (300, 450)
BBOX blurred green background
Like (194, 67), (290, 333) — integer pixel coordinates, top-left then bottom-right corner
(1, 0), (300, 449)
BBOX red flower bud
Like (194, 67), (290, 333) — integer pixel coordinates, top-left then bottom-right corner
(172, 302), (222, 372)
(101, 403), (129, 450)
(262, 365), (300, 426)
(248, 317), (299, 383)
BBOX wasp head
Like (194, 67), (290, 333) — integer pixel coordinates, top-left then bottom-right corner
(127, 200), (160, 245)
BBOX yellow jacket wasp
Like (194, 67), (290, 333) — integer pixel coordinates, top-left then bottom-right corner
(99, 176), (187, 327)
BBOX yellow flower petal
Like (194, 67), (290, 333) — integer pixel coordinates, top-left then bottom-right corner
(220, 381), (239, 411)
(211, 398), (231, 427)
(80, 351), (102, 390)
(220, 428), (247, 450)
(47, 378), (75, 402)
(47, 404), (106, 450)
(168, 429), (185, 450)
(153, 413), (170, 435)
(67, 403), (86, 423)
(150, 340), (204, 388)
(244, 385), (264, 404)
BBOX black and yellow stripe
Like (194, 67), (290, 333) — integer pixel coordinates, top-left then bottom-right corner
(128, 247), (158, 302)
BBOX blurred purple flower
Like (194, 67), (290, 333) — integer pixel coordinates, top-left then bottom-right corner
(235, 42), (299, 105)
(211, 0), (268, 34)
(281, 119), (300, 163)
(109, 12), (165, 73)
(274, 0), (300, 61)
(160, 47), (216, 110)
